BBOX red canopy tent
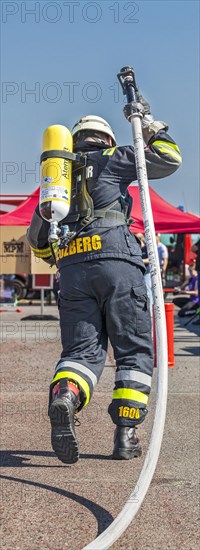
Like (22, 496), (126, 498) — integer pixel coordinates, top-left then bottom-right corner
(128, 186), (200, 233)
(0, 188), (39, 226)
(0, 185), (199, 232)
(0, 195), (29, 215)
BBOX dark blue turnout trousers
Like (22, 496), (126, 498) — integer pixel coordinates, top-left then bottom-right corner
(50, 259), (154, 427)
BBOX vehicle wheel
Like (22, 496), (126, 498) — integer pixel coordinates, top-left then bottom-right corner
(13, 279), (27, 301)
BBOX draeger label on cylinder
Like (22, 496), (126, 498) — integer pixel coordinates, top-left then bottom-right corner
(40, 183), (69, 204)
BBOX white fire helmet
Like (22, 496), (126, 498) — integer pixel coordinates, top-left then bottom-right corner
(71, 115), (116, 145)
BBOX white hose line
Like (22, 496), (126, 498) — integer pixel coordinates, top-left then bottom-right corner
(82, 115), (168, 550)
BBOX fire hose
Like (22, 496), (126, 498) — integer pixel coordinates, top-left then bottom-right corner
(82, 67), (168, 550)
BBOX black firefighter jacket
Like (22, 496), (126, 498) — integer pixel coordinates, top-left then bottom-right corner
(27, 130), (182, 270)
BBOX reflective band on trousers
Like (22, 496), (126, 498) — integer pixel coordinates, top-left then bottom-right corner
(113, 388), (148, 405)
(55, 360), (98, 387)
(52, 371), (90, 406)
(115, 370), (152, 388)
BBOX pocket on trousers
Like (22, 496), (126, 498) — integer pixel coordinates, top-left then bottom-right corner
(131, 284), (150, 334)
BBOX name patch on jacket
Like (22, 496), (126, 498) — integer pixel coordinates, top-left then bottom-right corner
(56, 234), (102, 260)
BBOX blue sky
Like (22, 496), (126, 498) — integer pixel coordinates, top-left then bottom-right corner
(1, 0), (199, 214)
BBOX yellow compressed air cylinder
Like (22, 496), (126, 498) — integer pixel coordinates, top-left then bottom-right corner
(39, 124), (73, 222)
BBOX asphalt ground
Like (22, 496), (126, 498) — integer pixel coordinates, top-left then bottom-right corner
(0, 301), (199, 550)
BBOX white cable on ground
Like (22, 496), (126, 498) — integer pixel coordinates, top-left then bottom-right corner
(82, 74), (168, 550)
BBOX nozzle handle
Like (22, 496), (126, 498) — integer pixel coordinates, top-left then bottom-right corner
(117, 66), (140, 102)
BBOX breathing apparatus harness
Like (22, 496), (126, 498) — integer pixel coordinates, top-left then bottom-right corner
(41, 146), (133, 264)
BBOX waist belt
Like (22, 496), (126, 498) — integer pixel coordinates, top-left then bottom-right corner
(93, 209), (126, 224)
(57, 201), (127, 255)
(93, 199), (126, 226)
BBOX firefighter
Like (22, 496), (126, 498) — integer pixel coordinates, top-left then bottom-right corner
(27, 100), (182, 464)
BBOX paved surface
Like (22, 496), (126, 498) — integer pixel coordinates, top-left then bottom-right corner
(0, 302), (199, 550)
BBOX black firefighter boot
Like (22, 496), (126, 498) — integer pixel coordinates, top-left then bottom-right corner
(49, 379), (80, 464)
(112, 426), (142, 460)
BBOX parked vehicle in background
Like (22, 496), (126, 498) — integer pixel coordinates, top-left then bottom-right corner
(12, 274), (55, 301)
(160, 233), (197, 289)
(12, 273), (30, 300)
